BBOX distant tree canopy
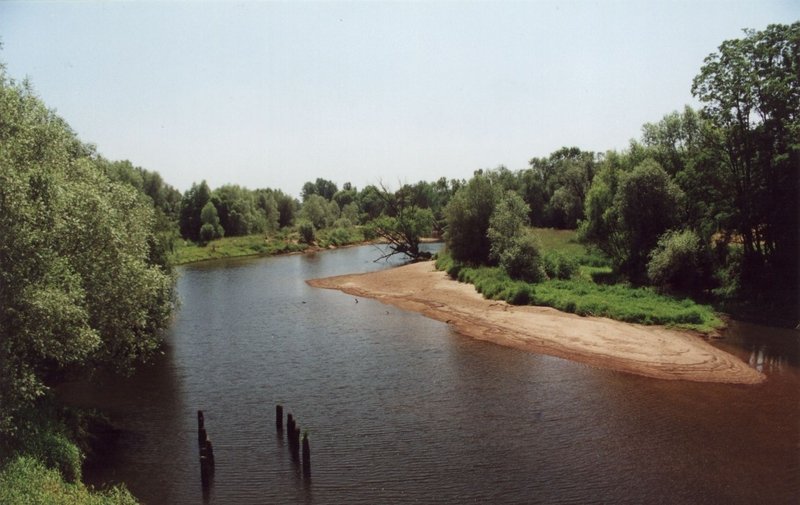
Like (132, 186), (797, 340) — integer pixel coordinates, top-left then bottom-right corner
(178, 182), (299, 243)
(0, 66), (175, 433)
(301, 177), (338, 201)
(524, 147), (597, 228)
(445, 172), (498, 264)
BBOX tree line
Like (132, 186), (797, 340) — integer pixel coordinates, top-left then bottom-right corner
(442, 23), (798, 313)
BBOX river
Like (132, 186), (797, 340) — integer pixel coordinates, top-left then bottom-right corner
(59, 245), (799, 504)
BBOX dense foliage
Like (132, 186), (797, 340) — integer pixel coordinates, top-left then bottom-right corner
(0, 70), (174, 434)
(0, 64), (174, 502)
(691, 23), (799, 292)
(436, 24), (798, 323)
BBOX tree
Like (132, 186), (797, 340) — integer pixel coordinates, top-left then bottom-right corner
(524, 147), (597, 228)
(357, 185), (388, 222)
(199, 201), (224, 243)
(647, 229), (706, 292)
(179, 180), (211, 241)
(255, 190), (280, 233)
(274, 190), (298, 228)
(579, 151), (628, 262)
(691, 22), (800, 290)
(444, 172), (498, 264)
(636, 107), (729, 242)
(0, 69), (174, 433)
(499, 231), (546, 283)
(614, 159), (685, 282)
(488, 191), (531, 263)
(370, 207), (434, 261)
(212, 185), (263, 236)
(301, 178), (338, 201)
(366, 183), (434, 261)
(300, 194), (336, 229)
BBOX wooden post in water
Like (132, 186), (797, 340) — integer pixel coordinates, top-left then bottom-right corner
(200, 455), (211, 486)
(302, 432), (311, 478)
(197, 410), (214, 486)
(287, 414), (295, 445)
(276, 405), (283, 432)
(292, 424), (301, 459)
(204, 439), (214, 473)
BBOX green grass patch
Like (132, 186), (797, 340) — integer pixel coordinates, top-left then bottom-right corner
(532, 228), (609, 267)
(171, 234), (307, 265)
(436, 234), (722, 332)
(170, 226), (369, 265)
(0, 456), (137, 505)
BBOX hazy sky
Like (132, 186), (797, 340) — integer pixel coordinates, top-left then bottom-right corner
(1, 1), (797, 196)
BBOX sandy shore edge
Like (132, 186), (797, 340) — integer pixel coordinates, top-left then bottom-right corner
(308, 261), (764, 384)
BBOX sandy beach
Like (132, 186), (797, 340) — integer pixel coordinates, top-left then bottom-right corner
(308, 261), (764, 384)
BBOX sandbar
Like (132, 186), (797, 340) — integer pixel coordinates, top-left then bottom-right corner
(308, 261), (764, 384)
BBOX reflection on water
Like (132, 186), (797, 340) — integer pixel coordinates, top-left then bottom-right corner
(59, 245), (800, 504)
(748, 345), (790, 373)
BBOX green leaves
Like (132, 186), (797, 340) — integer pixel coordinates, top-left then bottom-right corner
(0, 65), (174, 433)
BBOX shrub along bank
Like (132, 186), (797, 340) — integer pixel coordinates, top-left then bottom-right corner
(435, 228), (722, 333)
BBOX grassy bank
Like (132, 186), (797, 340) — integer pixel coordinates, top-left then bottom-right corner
(436, 228), (723, 333)
(0, 456), (136, 504)
(171, 226), (368, 265)
(0, 403), (137, 504)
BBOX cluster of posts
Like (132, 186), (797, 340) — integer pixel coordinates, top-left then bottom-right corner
(276, 404), (311, 479)
(197, 410), (215, 487)
(196, 405), (311, 489)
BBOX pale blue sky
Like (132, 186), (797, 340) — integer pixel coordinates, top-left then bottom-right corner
(1, 1), (797, 196)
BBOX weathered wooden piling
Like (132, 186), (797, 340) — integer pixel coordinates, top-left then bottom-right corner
(287, 414), (295, 445)
(197, 409), (214, 486)
(302, 432), (311, 478)
(276, 405), (283, 432)
(200, 455), (212, 485)
(204, 439), (215, 469)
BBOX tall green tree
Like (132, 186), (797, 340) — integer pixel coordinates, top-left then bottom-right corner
(488, 191), (531, 263)
(0, 69), (174, 433)
(524, 147), (597, 228)
(301, 178), (338, 201)
(199, 201), (224, 243)
(691, 22), (800, 289)
(444, 172), (498, 264)
(614, 160), (685, 282)
(179, 180), (211, 241)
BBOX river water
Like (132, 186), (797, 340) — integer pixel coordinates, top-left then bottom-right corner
(60, 245), (799, 504)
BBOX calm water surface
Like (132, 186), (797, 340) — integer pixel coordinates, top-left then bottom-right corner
(60, 245), (800, 504)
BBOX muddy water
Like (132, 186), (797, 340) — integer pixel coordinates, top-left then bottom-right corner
(60, 246), (799, 504)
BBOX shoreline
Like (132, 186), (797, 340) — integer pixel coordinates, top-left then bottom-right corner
(173, 237), (443, 266)
(308, 261), (765, 384)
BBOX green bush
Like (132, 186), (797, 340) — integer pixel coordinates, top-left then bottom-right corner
(647, 229), (703, 290)
(499, 232), (546, 283)
(297, 221), (315, 244)
(0, 456), (137, 505)
(506, 284), (532, 305)
(542, 252), (579, 280)
(26, 430), (83, 483)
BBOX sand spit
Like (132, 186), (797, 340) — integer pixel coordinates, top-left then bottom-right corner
(308, 261), (764, 384)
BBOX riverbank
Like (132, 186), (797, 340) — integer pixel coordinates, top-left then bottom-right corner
(171, 227), (368, 265)
(171, 229), (444, 266)
(309, 261), (765, 384)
